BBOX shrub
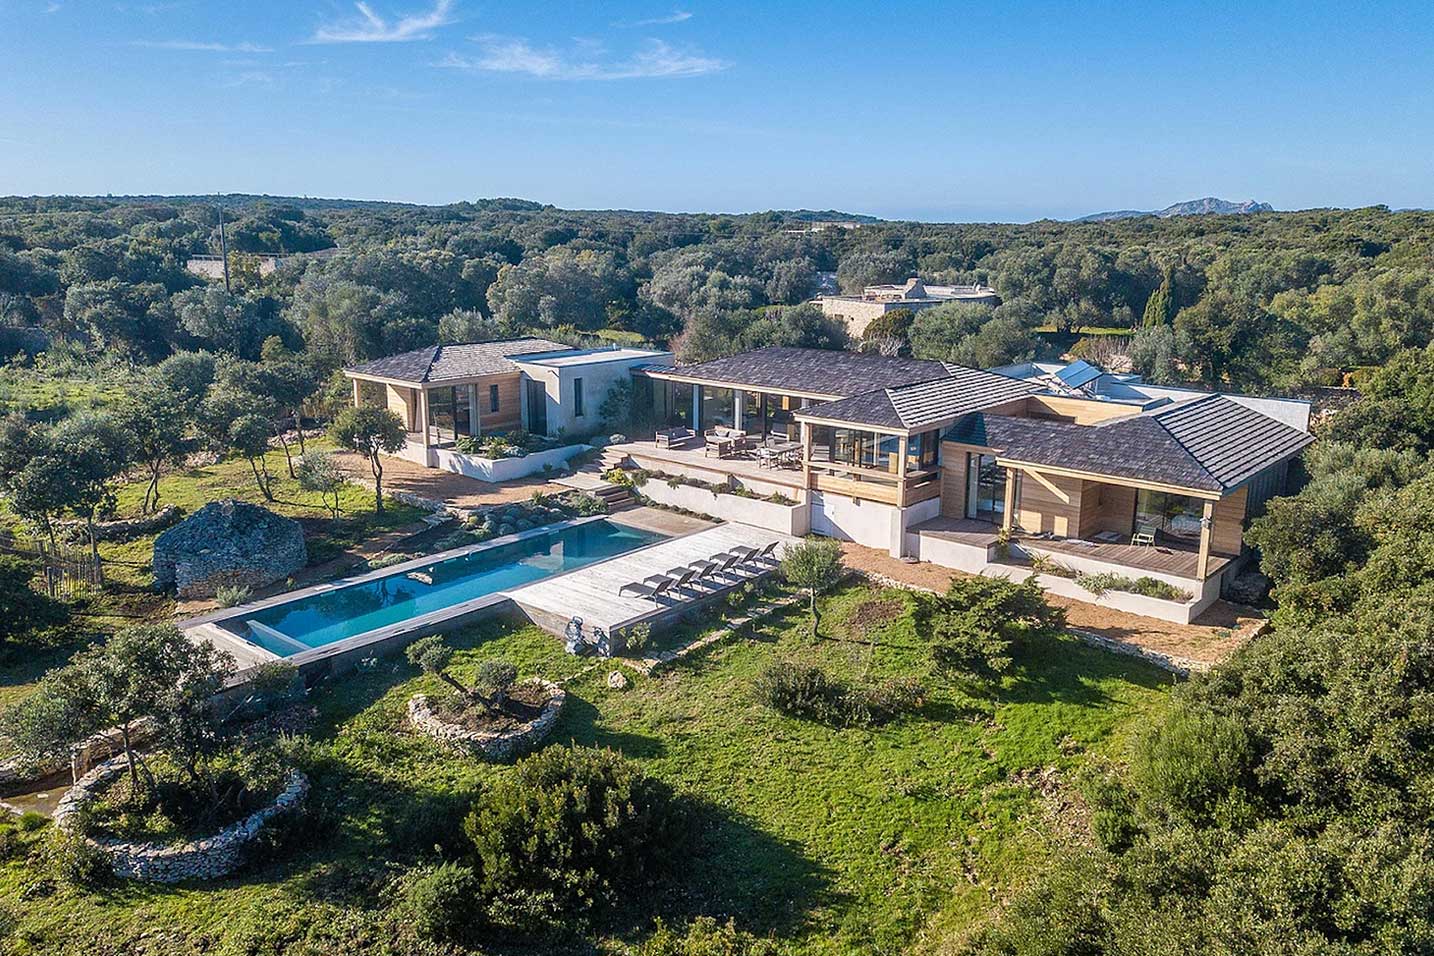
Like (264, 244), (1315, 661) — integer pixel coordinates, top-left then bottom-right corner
(365, 552), (411, 570)
(214, 584), (253, 608)
(46, 827), (110, 887)
(1131, 706), (1253, 825)
(753, 661), (923, 728)
(1075, 571), (1191, 602)
(473, 659), (518, 706)
(568, 492), (608, 516)
(921, 575), (1066, 683)
(1077, 762), (1139, 851)
(463, 745), (679, 928)
(626, 622), (652, 653)
(402, 861), (479, 943)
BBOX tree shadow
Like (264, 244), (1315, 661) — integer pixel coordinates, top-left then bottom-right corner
(554, 693), (667, 759)
(996, 633), (1177, 708)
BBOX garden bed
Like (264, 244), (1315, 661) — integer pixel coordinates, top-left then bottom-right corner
(54, 755), (307, 883)
(407, 678), (565, 761)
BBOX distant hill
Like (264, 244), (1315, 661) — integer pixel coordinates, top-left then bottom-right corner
(1076, 197), (1274, 222)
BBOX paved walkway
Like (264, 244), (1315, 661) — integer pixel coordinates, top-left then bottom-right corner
(332, 451), (569, 509)
(839, 542), (1264, 666)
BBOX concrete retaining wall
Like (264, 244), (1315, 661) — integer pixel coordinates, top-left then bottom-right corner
(636, 480), (808, 535)
(433, 444), (588, 483)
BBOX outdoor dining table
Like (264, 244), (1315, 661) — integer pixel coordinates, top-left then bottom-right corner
(756, 440), (803, 469)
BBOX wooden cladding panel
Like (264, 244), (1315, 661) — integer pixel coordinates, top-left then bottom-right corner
(386, 385), (417, 430)
(1014, 468), (1085, 537)
(478, 372), (524, 432)
(1211, 486), (1249, 555)
(939, 444), (970, 517)
(1025, 395), (1140, 425)
(812, 473), (901, 505)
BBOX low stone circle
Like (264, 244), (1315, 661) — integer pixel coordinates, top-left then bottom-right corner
(54, 755), (308, 883)
(407, 679), (565, 761)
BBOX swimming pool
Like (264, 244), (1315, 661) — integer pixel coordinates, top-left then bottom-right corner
(223, 519), (665, 657)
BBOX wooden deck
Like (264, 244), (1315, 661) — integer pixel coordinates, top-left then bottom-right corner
(1020, 535), (1232, 580)
(508, 523), (799, 639)
(608, 439), (807, 489)
(911, 515), (1233, 580)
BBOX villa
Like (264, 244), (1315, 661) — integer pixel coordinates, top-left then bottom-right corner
(343, 339), (673, 479)
(340, 340), (1313, 625)
(820, 277), (1000, 337)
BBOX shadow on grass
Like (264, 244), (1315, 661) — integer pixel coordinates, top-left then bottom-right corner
(555, 693), (667, 759)
(998, 632), (1176, 708)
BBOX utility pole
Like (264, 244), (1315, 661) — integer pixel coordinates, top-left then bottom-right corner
(216, 200), (231, 294)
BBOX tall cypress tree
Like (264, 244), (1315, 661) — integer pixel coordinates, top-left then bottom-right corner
(1142, 270), (1174, 328)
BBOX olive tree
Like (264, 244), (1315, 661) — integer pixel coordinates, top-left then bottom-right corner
(50, 413), (133, 582)
(331, 405), (406, 514)
(780, 537), (846, 638)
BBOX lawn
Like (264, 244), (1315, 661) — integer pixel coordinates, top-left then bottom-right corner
(0, 582), (1173, 955)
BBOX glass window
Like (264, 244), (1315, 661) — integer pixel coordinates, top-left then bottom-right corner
(701, 386), (735, 430)
(906, 430), (940, 472)
(743, 391), (766, 436)
(489, 384), (500, 413)
(966, 453), (1008, 523)
(574, 378), (585, 418)
(1134, 489), (1204, 543)
(668, 382), (693, 427)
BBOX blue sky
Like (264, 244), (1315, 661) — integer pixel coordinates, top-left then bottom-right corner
(1, 0), (1432, 221)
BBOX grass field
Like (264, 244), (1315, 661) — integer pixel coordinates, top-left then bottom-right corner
(0, 583), (1172, 955)
(0, 445), (425, 717)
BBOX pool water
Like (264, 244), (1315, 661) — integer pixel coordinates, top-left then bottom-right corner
(231, 520), (665, 656)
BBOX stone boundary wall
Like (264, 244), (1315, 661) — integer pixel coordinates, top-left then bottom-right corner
(407, 679), (564, 761)
(0, 717), (160, 788)
(59, 504), (182, 542)
(54, 756), (308, 883)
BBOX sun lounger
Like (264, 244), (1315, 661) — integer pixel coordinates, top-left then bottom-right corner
(750, 541), (780, 563)
(662, 567), (699, 593)
(618, 574), (677, 599)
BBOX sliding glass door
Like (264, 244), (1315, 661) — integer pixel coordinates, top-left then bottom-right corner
(965, 453), (1008, 523)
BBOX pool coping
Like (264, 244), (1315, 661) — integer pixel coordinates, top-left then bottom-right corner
(181, 514), (632, 670)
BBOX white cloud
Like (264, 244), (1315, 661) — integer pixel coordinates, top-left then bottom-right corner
(439, 36), (726, 80)
(620, 10), (693, 27)
(131, 39), (273, 52)
(311, 0), (455, 44)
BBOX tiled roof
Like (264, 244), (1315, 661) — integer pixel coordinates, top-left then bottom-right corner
(662, 347), (954, 397)
(946, 395), (1313, 492)
(798, 366), (1043, 430)
(346, 339), (570, 383)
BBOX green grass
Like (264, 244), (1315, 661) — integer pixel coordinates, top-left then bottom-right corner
(0, 583), (1172, 955)
(0, 445), (425, 721)
(0, 361), (139, 418)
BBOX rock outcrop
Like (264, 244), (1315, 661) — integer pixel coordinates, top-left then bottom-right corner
(152, 500), (306, 598)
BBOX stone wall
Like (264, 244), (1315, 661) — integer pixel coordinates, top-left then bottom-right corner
(407, 679), (565, 761)
(152, 500), (307, 598)
(54, 755), (308, 883)
(60, 504), (182, 543)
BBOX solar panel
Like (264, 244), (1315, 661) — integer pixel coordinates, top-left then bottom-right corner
(1054, 360), (1102, 390)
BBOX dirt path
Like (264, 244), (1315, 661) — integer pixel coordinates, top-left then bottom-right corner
(839, 542), (1264, 666)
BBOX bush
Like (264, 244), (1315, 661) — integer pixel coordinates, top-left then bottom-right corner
(753, 661), (924, 728)
(473, 659), (518, 705)
(364, 552), (411, 571)
(568, 492), (608, 516)
(463, 745), (680, 928)
(1131, 706), (1253, 825)
(626, 622), (652, 653)
(46, 827), (110, 887)
(402, 861), (479, 943)
(214, 584), (253, 608)
(1075, 571), (1191, 602)
(920, 575), (1066, 683)
(1077, 762), (1139, 851)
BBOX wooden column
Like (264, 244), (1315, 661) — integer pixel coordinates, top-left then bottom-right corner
(417, 388), (431, 448)
(733, 391), (745, 432)
(895, 435), (909, 507)
(1001, 466), (1017, 531)
(351, 377), (362, 408)
(1196, 498), (1216, 578)
(800, 421), (813, 486)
